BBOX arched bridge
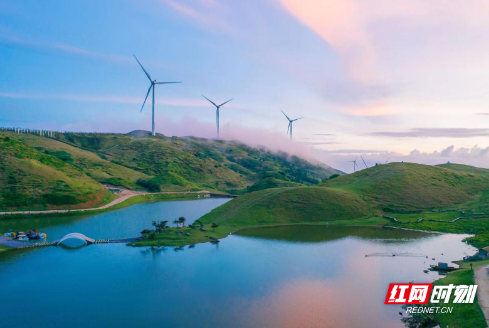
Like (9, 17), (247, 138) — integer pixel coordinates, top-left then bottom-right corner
(56, 233), (95, 246)
(12, 233), (140, 249)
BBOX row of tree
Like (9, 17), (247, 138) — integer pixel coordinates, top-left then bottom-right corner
(151, 217), (188, 232)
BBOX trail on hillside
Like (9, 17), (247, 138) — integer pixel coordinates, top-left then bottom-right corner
(0, 189), (210, 216)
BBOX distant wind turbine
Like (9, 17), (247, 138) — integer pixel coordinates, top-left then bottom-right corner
(281, 110), (303, 139)
(385, 158), (390, 164)
(360, 155), (369, 168)
(134, 55), (181, 136)
(202, 96), (233, 139)
(348, 157), (358, 172)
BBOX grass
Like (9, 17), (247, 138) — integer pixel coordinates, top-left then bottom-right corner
(323, 162), (489, 213)
(428, 260), (487, 328)
(0, 131), (340, 211)
(0, 134), (114, 211)
(128, 224), (234, 247)
(199, 186), (370, 227)
(0, 244), (11, 253)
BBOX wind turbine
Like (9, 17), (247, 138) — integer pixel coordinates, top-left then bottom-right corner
(202, 96), (232, 139)
(134, 55), (181, 136)
(281, 110), (303, 139)
(348, 157), (358, 172)
(360, 155), (369, 168)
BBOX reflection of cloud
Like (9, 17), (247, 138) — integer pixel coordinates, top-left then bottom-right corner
(242, 273), (398, 328)
(368, 128), (489, 138)
(0, 35), (131, 64)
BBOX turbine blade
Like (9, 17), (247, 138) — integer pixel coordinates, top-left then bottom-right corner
(133, 55), (152, 81)
(218, 98), (233, 107)
(280, 110), (291, 121)
(292, 117), (303, 121)
(155, 82), (182, 84)
(361, 155), (368, 168)
(140, 84), (153, 113)
(286, 122), (290, 135)
(385, 158), (390, 164)
(202, 95), (218, 107)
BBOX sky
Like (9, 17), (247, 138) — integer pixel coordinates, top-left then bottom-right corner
(1, 0), (489, 172)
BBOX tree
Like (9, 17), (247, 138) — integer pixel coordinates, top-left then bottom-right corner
(152, 220), (169, 232)
(173, 219), (180, 228)
(178, 217), (186, 227)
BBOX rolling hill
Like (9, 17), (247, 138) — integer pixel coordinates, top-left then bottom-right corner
(0, 131), (340, 211)
(200, 162), (489, 225)
(0, 134), (114, 211)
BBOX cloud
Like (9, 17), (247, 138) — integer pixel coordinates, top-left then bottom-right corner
(301, 141), (340, 145)
(368, 128), (489, 138)
(314, 145), (489, 173)
(478, 113), (489, 116)
(47, 116), (324, 165)
(157, 0), (232, 33)
(0, 35), (131, 64)
(0, 91), (202, 107)
(408, 145), (489, 159)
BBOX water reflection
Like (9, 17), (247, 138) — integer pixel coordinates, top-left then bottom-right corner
(0, 220), (477, 328)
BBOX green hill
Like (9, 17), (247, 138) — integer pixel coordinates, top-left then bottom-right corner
(323, 162), (489, 213)
(200, 186), (370, 226)
(200, 162), (489, 226)
(0, 131), (340, 210)
(0, 135), (113, 211)
(53, 131), (340, 193)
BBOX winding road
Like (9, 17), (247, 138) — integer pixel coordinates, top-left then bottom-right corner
(0, 189), (211, 216)
(475, 265), (489, 327)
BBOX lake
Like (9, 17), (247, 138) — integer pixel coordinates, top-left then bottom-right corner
(0, 199), (476, 328)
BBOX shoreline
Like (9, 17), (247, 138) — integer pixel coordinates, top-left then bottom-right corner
(0, 190), (223, 219)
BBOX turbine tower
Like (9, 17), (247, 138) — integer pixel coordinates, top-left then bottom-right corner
(281, 110), (302, 139)
(134, 55), (181, 136)
(348, 157), (358, 172)
(202, 95), (233, 139)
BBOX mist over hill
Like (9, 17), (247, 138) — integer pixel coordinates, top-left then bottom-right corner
(0, 131), (341, 211)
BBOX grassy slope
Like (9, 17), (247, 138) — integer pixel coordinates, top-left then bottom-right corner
(54, 131), (340, 193)
(323, 162), (489, 213)
(200, 186), (370, 226)
(16, 134), (149, 189)
(200, 162), (489, 229)
(0, 134), (113, 211)
(0, 130), (339, 210)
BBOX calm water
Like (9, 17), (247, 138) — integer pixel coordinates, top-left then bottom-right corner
(0, 198), (231, 241)
(0, 200), (477, 328)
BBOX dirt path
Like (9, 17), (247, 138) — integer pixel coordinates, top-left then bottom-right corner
(0, 189), (211, 216)
(475, 265), (489, 327)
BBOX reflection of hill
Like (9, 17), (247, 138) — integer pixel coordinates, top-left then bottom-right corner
(235, 225), (432, 244)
